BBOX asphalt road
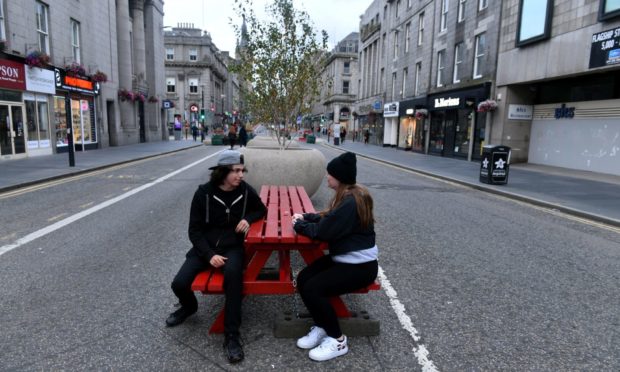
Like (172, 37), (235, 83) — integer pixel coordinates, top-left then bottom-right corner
(0, 145), (618, 371)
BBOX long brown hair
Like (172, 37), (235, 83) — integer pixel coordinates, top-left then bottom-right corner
(320, 183), (374, 229)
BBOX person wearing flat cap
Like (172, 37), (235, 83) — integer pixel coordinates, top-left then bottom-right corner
(291, 152), (379, 362)
(166, 150), (266, 364)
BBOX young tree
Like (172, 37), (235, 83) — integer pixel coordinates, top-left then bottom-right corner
(231, 0), (328, 149)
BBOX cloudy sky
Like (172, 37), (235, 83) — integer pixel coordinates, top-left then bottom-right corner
(163, 0), (370, 56)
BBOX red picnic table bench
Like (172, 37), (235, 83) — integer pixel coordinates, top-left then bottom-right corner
(191, 185), (380, 334)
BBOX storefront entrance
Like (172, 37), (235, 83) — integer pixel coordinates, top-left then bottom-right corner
(0, 103), (26, 158)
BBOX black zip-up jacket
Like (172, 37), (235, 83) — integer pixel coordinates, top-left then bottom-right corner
(188, 181), (266, 261)
(293, 194), (375, 256)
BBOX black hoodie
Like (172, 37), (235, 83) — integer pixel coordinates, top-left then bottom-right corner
(188, 181), (266, 261)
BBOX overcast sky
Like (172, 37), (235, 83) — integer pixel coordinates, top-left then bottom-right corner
(163, 0), (369, 56)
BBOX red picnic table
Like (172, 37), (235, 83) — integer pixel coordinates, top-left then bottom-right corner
(192, 185), (380, 334)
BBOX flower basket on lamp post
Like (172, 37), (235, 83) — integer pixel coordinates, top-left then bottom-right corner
(477, 99), (498, 113)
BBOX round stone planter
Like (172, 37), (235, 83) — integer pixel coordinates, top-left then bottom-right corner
(247, 136), (299, 148)
(239, 147), (326, 197)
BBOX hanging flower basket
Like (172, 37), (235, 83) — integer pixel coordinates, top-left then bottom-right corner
(91, 70), (108, 83)
(25, 51), (50, 68)
(148, 96), (159, 103)
(118, 89), (135, 102)
(414, 109), (428, 120)
(134, 92), (146, 102)
(477, 99), (498, 113)
(65, 62), (86, 77)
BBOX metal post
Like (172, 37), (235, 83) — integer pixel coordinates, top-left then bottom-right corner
(65, 95), (75, 167)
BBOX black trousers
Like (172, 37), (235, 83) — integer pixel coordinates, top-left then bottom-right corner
(171, 247), (244, 335)
(296, 255), (378, 338)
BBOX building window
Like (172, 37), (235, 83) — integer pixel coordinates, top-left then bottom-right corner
(36, 1), (50, 54)
(473, 33), (486, 78)
(189, 78), (198, 94)
(380, 68), (385, 93)
(453, 42), (463, 83)
(408, 0), (412, 8)
(382, 33), (386, 58)
(166, 48), (174, 60)
(418, 13), (425, 46)
(396, 0), (401, 17)
(391, 72), (397, 99)
(0, 2), (6, 42)
(405, 22), (411, 53)
(358, 79), (361, 99)
(394, 31), (399, 59)
(599, 0), (620, 20)
(414, 62), (422, 96)
(437, 50), (445, 87)
(516, 0), (553, 47)
(402, 68), (408, 98)
(458, 0), (466, 23)
(479, 0), (488, 11)
(384, 5), (388, 20)
(189, 48), (198, 61)
(166, 77), (176, 93)
(440, 0), (449, 32)
(343, 61), (350, 74)
(71, 20), (81, 63)
(342, 80), (350, 94)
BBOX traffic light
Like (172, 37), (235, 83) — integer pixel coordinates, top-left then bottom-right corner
(200, 109), (205, 120)
(321, 115), (325, 123)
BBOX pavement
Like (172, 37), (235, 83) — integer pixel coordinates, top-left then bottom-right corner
(1, 135), (619, 228)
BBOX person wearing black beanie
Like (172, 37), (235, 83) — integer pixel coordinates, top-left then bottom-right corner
(291, 152), (378, 362)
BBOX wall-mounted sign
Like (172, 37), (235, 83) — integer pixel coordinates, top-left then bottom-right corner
(508, 104), (533, 120)
(406, 108), (414, 115)
(190, 104), (199, 112)
(554, 103), (575, 119)
(25, 66), (55, 94)
(0, 58), (26, 90)
(434, 97), (460, 108)
(383, 102), (399, 117)
(55, 68), (95, 94)
(162, 99), (174, 109)
(589, 26), (620, 68)
(373, 100), (383, 110)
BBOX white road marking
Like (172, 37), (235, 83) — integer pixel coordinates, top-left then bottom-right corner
(378, 266), (439, 372)
(0, 151), (222, 258)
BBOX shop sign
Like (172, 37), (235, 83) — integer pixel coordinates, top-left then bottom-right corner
(373, 100), (383, 110)
(383, 102), (399, 117)
(25, 66), (55, 94)
(0, 58), (26, 90)
(554, 103), (575, 119)
(508, 104), (533, 120)
(55, 68), (95, 94)
(589, 26), (620, 68)
(162, 99), (174, 109)
(190, 104), (199, 112)
(434, 97), (460, 108)
(406, 108), (414, 115)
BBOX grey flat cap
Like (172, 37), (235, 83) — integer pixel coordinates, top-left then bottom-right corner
(209, 150), (244, 170)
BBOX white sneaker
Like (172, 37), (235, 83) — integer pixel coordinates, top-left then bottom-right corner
(308, 335), (348, 361)
(296, 326), (327, 349)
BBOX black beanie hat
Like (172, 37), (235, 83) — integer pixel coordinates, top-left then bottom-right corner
(327, 152), (357, 185)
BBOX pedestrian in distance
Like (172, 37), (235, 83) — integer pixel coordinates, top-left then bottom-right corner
(364, 129), (369, 144)
(228, 123), (237, 149)
(173, 115), (182, 141)
(291, 152), (379, 362)
(191, 121), (198, 141)
(341, 126), (347, 144)
(166, 150), (266, 364)
(238, 124), (248, 147)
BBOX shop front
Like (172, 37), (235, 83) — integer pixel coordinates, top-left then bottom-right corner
(428, 84), (490, 160)
(383, 102), (398, 147)
(0, 57), (55, 160)
(357, 99), (384, 145)
(398, 97), (427, 152)
(53, 68), (99, 152)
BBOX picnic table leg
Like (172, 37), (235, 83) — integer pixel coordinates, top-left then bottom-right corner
(209, 308), (226, 334)
(278, 250), (291, 281)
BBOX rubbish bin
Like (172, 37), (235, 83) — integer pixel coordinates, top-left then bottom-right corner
(334, 137), (340, 145)
(306, 135), (316, 144)
(479, 145), (511, 185)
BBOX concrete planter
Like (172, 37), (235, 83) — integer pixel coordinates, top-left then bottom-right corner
(247, 136), (299, 148)
(239, 147), (326, 197)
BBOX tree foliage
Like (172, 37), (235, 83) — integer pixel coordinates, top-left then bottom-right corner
(231, 0), (328, 148)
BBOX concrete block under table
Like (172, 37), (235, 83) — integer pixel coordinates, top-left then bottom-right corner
(274, 311), (380, 338)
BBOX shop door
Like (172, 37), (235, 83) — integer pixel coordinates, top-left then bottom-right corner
(0, 104), (26, 157)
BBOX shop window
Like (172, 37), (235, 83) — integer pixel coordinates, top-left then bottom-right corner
(71, 99), (92, 145)
(54, 97), (68, 146)
(599, 0), (620, 21)
(429, 111), (445, 152)
(71, 19), (81, 64)
(25, 94), (50, 149)
(516, 0), (553, 47)
(36, 1), (50, 54)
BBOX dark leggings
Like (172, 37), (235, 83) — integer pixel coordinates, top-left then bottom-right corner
(171, 247), (244, 335)
(296, 255), (378, 338)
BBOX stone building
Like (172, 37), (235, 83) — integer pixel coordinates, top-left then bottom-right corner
(314, 32), (359, 139)
(0, 0), (167, 161)
(164, 23), (237, 133)
(495, 0), (620, 176)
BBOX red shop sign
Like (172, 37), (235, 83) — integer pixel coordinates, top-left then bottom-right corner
(0, 59), (26, 90)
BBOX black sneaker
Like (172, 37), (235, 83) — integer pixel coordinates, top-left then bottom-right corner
(165, 306), (197, 327)
(224, 333), (244, 363)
